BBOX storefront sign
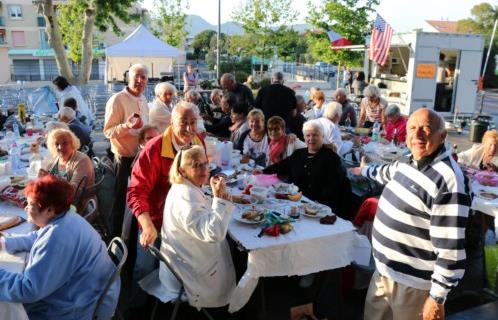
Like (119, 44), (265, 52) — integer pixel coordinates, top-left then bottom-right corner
(416, 63), (436, 78)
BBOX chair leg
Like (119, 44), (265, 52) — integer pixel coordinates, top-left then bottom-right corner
(150, 299), (159, 320)
(170, 298), (182, 320)
(201, 308), (215, 320)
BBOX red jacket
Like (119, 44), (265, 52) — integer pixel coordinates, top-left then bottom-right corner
(127, 126), (204, 231)
(384, 115), (407, 143)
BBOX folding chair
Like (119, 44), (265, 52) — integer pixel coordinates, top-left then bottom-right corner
(93, 237), (128, 320)
(72, 176), (87, 210)
(146, 246), (214, 320)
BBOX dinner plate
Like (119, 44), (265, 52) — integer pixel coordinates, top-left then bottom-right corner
(302, 204), (331, 218)
(233, 209), (265, 224)
(476, 190), (498, 200)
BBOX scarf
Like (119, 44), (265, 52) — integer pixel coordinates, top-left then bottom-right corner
(269, 135), (287, 164)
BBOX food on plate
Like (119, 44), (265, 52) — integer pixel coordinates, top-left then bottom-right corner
(240, 155), (250, 164)
(279, 223), (293, 234)
(287, 192), (303, 201)
(304, 204), (319, 216)
(242, 207), (264, 221)
(320, 215), (337, 225)
(478, 191), (498, 200)
(232, 195), (251, 204)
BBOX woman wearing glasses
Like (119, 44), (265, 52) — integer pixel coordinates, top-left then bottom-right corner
(159, 145), (236, 309)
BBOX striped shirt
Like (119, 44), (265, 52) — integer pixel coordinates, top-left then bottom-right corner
(361, 97), (387, 123)
(361, 146), (471, 299)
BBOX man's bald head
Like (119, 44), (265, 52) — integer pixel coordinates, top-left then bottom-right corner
(220, 73), (236, 91)
(406, 108), (447, 160)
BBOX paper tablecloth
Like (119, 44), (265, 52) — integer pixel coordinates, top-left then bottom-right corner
(227, 210), (371, 312)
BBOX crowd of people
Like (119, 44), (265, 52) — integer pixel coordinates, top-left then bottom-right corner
(0, 62), (496, 320)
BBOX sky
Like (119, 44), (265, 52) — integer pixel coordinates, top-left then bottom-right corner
(143, 0), (494, 32)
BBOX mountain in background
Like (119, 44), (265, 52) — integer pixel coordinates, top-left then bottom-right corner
(185, 15), (309, 37)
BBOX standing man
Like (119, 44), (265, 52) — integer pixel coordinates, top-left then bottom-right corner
(334, 88), (357, 127)
(255, 71), (296, 125)
(104, 63), (149, 237)
(352, 108), (470, 320)
(220, 73), (255, 108)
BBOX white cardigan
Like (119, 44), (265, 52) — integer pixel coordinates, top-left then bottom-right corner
(159, 180), (236, 308)
(457, 143), (498, 169)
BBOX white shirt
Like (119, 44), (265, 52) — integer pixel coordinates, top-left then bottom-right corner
(317, 117), (352, 156)
(58, 86), (94, 126)
(149, 99), (173, 133)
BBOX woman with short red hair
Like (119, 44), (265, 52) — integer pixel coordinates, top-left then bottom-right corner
(0, 175), (120, 319)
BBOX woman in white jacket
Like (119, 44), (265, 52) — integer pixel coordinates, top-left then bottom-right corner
(159, 145), (236, 309)
(149, 82), (176, 133)
(458, 129), (498, 171)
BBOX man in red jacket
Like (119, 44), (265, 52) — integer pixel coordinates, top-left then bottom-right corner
(127, 101), (204, 307)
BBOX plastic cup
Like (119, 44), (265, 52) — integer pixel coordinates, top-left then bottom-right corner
(27, 127), (33, 137)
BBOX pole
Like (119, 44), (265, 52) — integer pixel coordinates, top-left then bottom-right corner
(482, 19), (498, 81)
(336, 61), (341, 89)
(216, 0), (221, 81)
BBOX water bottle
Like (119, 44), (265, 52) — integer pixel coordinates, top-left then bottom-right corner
(9, 143), (20, 172)
(372, 121), (380, 142)
(13, 122), (20, 138)
(392, 128), (399, 146)
(345, 115), (351, 128)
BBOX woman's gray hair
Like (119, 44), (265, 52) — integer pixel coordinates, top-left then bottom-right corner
(58, 107), (76, 121)
(302, 119), (324, 137)
(385, 104), (401, 118)
(322, 102), (342, 120)
(185, 90), (201, 103)
(210, 89), (223, 101)
(45, 121), (69, 134)
(171, 101), (199, 124)
(154, 82), (176, 98)
(46, 128), (81, 156)
(363, 85), (380, 98)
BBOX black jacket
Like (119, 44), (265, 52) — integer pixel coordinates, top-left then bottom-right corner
(255, 83), (296, 125)
(264, 146), (353, 220)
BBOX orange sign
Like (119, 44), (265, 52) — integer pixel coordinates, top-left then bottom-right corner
(416, 64), (436, 78)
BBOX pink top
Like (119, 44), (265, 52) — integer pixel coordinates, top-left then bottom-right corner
(384, 115), (407, 143)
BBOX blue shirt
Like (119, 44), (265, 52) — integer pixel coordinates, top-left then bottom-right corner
(0, 210), (120, 320)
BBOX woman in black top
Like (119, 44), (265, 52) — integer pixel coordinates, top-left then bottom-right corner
(263, 120), (353, 220)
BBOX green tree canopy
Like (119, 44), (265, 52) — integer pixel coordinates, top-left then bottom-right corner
(306, 0), (379, 67)
(191, 30), (217, 56)
(151, 0), (189, 48)
(457, 2), (498, 34)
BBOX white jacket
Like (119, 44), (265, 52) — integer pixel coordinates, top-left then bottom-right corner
(58, 86), (94, 126)
(458, 143), (498, 169)
(149, 99), (173, 133)
(159, 180), (236, 308)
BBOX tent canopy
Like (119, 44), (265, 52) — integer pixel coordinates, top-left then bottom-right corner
(105, 25), (183, 81)
(106, 24), (179, 58)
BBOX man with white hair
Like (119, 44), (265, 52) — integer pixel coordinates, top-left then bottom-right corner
(317, 102), (353, 156)
(334, 88), (357, 127)
(104, 63), (149, 237)
(255, 71), (297, 125)
(220, 73), (254, 107)
(58, 106), (91, 148)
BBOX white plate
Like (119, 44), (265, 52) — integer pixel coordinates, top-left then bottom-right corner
(476, 190), (498, 200)
(233, 210), (265, 224)
(302, 204), (331, 218)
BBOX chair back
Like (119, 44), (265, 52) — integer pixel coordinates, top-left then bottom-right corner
(148, 245), (184, 288)
(72, 175), (88, 209)
(93, 237), (128, 319)
(83, 198), (98, 222)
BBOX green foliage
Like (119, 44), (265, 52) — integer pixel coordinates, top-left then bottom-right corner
(232, 0), (297, 70)
(58, 0), (84, 63)
(191, 30), (217, 56)
(457, 2), (498, 34)
(306, 0), (379, 67)
(273, 27), (308, 62)
(199, 79), (216, 89)
(206, 33), (228, 69)
(219, 58), (252, 75)
(151, 0), (188, 48)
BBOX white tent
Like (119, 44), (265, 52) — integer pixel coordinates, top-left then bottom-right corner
(105, 25), (184, 82)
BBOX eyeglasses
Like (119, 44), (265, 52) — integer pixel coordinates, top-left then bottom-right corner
(190, 161), (209, 170)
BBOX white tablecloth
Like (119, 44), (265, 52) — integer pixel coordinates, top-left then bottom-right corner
(0, 203), (33, 320)
(470, 180), (498, 237)
(227, 202), (371, 312)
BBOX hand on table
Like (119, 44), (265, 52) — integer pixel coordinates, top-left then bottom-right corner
(421, 296), (445, 320)
(350, 156), (367, 176)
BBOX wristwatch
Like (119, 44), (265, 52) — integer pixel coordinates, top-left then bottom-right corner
(430, 293), (446, 305)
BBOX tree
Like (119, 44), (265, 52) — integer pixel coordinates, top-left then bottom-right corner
(151, 0), (189, 48)
(206, 33), (227, 69)
(191, 30), (217, 57)
(232, 0), (297, 73)
(273, 27), (308, 62)
(38, 0), (139, 84)
(457, 2), (498, 34)
(306, 0), (379, 67)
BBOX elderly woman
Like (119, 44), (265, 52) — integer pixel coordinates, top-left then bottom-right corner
(304, 89), (325, 120)
(0, 175), (119, 319)
(159, 146), (235, 309)
(40, 128), (95, 204)
(210, 89), (223, 115)
(205, 91), (236, 138)
(267, 116), (306, 165)
(149, 82), (176, 133)
(317, 102), (353, 156)
(458, 129), (498, 171)
(357, 85), (387, 128)
(242, 109), (268, 166)
(127, 101), (205, 307)
(263, 120), (353, 219)
(230, 102), (250, 151)
(384, 104), (407, 143)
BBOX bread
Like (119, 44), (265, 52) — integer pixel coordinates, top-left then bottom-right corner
(242, 209), (262, 221)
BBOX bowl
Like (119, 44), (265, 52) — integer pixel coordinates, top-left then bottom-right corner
(250, 186), (268, 203)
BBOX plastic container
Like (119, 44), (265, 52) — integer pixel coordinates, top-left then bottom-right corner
(9, 143), (20, 171)
(220, 141), (233, 168)
(371, 121), (381, 142)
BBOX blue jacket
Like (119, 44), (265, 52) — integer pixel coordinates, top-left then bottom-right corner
(0, 211), (120, 320)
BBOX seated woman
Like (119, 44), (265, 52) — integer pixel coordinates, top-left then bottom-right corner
(357, 85), (387, 128)
(458, 129), (498, 171)
(0, 175), (119, 319)
(159, 146), (236, 309)
(263, 120), (353, 220)
(383, 104), (407, 143)
(149, 82), (176, 133)
(316, 102), (353, 156)
(204, 91), (235, 138)
(242, 109), (269, 167)
(304, 89), (325, 120)
(267, 116), (306, 165)
(40, 128), (95, 209)
(230, 102), (250, 151)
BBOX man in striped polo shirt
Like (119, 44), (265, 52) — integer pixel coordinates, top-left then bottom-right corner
(352, 108), (471, 320)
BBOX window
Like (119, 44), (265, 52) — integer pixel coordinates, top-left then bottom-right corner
(0, 29), (6, 45)
(8, 5), (23, 19)
(12, 31), (25, 46)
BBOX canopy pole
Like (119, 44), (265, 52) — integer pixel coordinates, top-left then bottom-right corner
(216, 0), (221, 81)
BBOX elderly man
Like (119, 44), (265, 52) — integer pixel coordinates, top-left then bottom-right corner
(127, 101), (204, 305)
(104, 63), (149, 237)
(352, 108), (470, 320)
(255, 71), (296, 125)
(220, 73), (254, 107)
(58, 106), (92, 149)
(334, 88), (357, 127)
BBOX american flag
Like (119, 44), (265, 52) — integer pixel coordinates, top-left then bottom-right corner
(369, 14), (394, 66)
